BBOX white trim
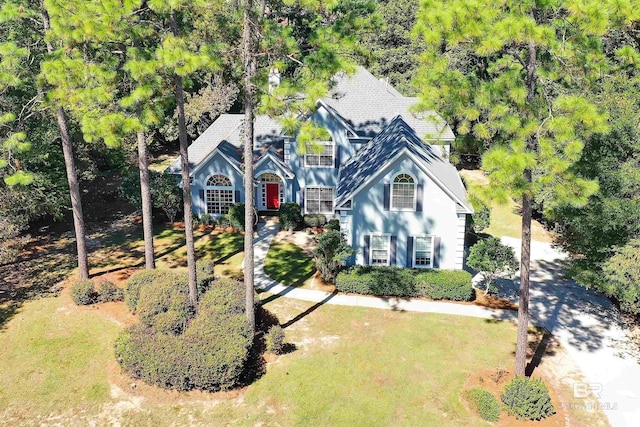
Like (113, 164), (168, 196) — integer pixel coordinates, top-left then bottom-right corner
(304, 141), (334, 168)
(204, 173), (235, 215)
(336, 145), (473, 213)
(413, 235), (435, 269)
(190, 147), (243, 179)
(337, 199), (353, 210)
(255, 152), (295, 179)
(390, 172), (417, 212)
(304, 186), (334, 214)
(369, 233), (391, 266)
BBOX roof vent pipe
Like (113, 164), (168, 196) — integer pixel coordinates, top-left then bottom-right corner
(268, 67), (280, 93)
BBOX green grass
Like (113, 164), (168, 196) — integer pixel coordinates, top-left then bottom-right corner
(0, 296), (120, 422)
(460, 170), (551, 242)
(264, 241), (315, 287)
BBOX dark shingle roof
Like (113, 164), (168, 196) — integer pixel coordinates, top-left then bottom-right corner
(336, 116), (472, 212)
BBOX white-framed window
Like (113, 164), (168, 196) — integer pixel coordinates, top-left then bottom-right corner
(391, 173), (416, 210)
(414, 235), (434, 268)
(305, 186), (334, 214)
(370, 234), (391, 266)
(304, 142), (334, 167)
(206, 174), (234, 215)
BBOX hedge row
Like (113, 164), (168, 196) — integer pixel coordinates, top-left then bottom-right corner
(335, 266), (473, 301)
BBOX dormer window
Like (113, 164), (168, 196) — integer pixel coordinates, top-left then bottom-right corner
(304, 142), (334, 167)
(391, 173), (416, 210)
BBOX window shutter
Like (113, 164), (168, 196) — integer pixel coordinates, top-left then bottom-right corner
(363, 235), (370, 266)
(334, 145), (340, 168)
(406, 236), (414, 268)
(383, 184), (390, 211)
(433, 236), (441, 269)
(390, 235), (397, 266)
(199, 189), (205, 213)
(235, 190), (241, 203)
(299, 189), (304, 209)
(416, 183), (424, 212)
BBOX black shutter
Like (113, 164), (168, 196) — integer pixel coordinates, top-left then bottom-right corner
(334, 145), (340, 168)
(433, 236), (441, 269)
(299, 189), (304, 209)
(199, 189), (205, 213)
(416, 183), (424, 212)
(235, 190), (241, 203)
(363, 235), (370, 266)
(406, 236), (414, 268)
(390, 235), (397, 266)
(383, 184), (390, 211)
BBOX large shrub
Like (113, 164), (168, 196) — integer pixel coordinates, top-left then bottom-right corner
(228, 202), (245, 231)
(467, 388), (501, 422)
(136, 271), (193, 335)
(115, 277), (253, 392)
(314, 230), (355, 283)
(501, 377), (555, 421)
(97, 280), (124, 303)
(467, 237), (518, 296)
(415, 270), (474, 301)
(125, 270), (172, 313)
(278, 202), (303, 231)
(335, 266), (416, 297)
(469, 194), (491, 233)
(71, 279), (96, 305)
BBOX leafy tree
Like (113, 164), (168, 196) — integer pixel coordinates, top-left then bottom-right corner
(414, 0), (629, 376)
(467, 237), (518, 296)
(314, 230), (355, 284)
(119, 172), (181, 223)
(602, 239), (640, 315)
(469, 194), (490, 234)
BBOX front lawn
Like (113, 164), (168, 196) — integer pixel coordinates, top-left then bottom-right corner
(264, 240), (315, 287)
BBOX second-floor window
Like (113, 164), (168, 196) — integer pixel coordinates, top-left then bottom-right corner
(305, 142), (334, 167)
(391, 173), (416, 210)
(305, 186), (334, 214)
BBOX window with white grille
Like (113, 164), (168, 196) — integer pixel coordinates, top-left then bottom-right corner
(206, 174), (234, 215)
(304, 142), (334, 167)
(414, 236), (434, 268)
(305, 187), (334, 214)
(391, 173), (416, 210)
(370, 234), (390, 266)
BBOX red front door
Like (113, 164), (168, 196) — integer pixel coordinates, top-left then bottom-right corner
(266, 183), (279, 209)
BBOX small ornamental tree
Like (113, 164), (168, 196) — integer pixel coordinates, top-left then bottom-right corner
(314, 230), (355, 283)
(467, 237), (518, 296)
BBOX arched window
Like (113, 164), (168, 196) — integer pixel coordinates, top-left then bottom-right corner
(206, 174), (234, 214)
(391, 173), (415, 210)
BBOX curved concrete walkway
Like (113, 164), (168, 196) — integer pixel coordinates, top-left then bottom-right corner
(253, 220), (639, 427)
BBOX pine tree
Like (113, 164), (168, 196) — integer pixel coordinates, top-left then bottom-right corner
(414, 0), (637, 376)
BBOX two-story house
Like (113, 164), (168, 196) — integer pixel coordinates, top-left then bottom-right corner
(167, 67), (473, 270)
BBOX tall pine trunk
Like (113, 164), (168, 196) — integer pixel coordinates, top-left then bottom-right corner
(41, 3), (90, 280)
(243, 0), (256, 330)
(171, 11), (198, 308)
(515, 40), (537, 377)
(137, 130), (155, 269)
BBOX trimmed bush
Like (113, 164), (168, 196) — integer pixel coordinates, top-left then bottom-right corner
(335, 266), (416, 297)
(325, 219), (340, 231)
(228, 202), (245, 231)
(136, 271), (193, 334)
(467, 388), (501, 422)
(114, 277), (253, 392)
(71, 279), (96, 305)
(218, 214), (232, 229)
(265, 325), (285, 355)
(97, 280), (124, 303)
(304, 214), (326, 228)
(278, 202), (303, 231)
(501, 377), (555, 421)
(415, 270), (474, 301)
(314, 230), (355, 283)
(198, 213), (215, 226)
(125, 269), (172, 313)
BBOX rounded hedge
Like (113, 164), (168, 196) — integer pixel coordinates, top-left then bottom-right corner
(125, 270), (172, 312)
(415, 270), (474, 301)
(265, 325), (285, 355)
(501, 377), (555, 421)
(97, 280), (124, 303)
(115, 276), (253, 392)
(71, 279), (96, 305)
